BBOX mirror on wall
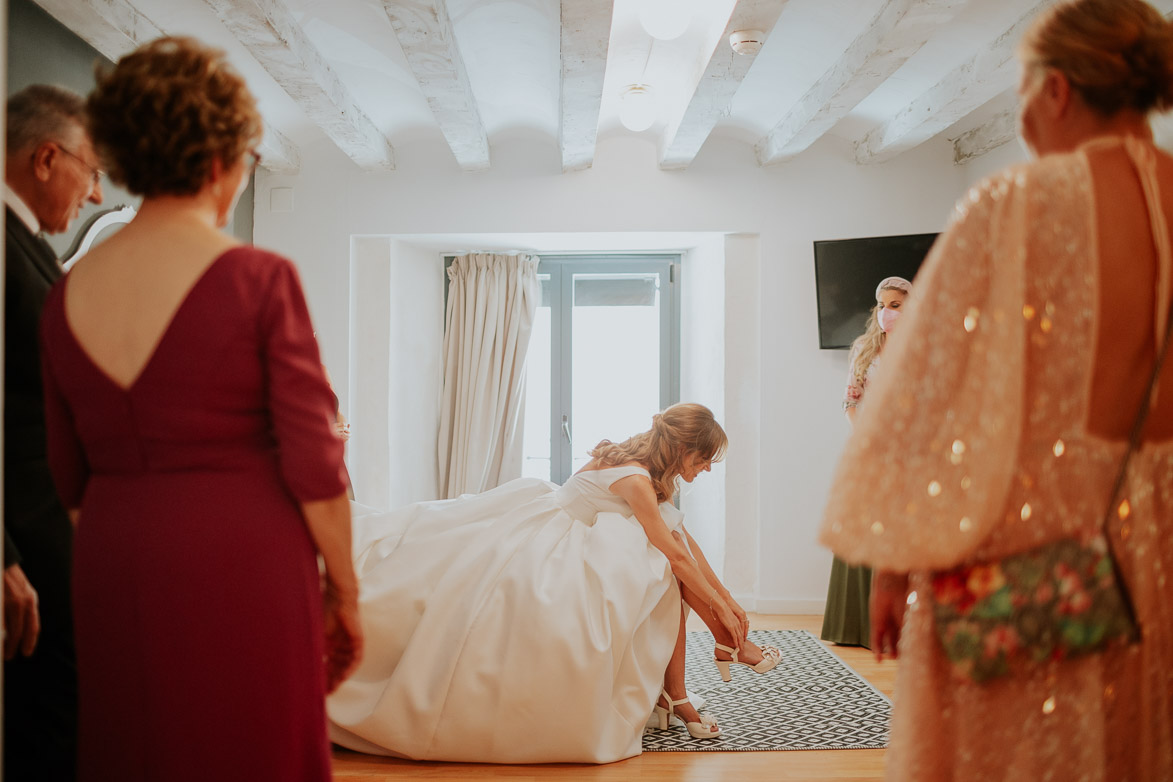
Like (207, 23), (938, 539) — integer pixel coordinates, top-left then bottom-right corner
(61, 205), (136, 270)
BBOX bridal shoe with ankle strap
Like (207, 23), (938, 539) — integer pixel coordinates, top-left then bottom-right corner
(651, 690), (721, 739)
(713, 642), (782, 682)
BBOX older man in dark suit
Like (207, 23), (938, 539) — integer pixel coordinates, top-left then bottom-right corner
(4, 84), (103, 781)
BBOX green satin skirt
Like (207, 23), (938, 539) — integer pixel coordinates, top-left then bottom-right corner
(820, 557), (872, 648)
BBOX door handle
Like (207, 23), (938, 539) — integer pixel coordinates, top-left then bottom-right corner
(561, 415), (572, 444)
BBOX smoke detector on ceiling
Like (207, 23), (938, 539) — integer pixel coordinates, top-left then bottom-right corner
(728, 30), (766, 56)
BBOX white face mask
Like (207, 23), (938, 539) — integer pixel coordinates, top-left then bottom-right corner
(878, 307), (901, 333)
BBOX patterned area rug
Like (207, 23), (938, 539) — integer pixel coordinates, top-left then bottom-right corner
(641, 629), (891, 752)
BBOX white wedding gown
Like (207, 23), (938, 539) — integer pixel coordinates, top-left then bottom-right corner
(326, 465), (685, 763)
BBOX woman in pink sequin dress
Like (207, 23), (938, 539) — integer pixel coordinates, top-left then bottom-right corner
(821, 1), (1173, 779)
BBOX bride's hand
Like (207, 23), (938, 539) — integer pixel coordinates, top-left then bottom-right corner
(710, 597), (743, 651)
(323, 581), (363, 694)
(725, 594), (749, 640)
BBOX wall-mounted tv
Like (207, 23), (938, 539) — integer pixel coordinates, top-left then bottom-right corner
(814, 232), (939, 350)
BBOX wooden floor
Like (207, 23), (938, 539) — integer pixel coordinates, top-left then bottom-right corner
(331, 614), (895, 781)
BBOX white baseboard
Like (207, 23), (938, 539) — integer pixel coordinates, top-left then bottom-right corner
(730, 595), (826, 616)
(756, 598), (825, 615)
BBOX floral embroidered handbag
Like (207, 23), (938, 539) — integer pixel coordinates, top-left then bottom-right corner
(930, 532), (1139, 683)
(928, 313), (1170, 684)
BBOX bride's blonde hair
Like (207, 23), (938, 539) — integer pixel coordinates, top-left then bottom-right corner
(589, 403), (727, 502)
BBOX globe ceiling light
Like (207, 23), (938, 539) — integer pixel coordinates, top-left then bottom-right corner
(638, 0), (694, 41)
(619, 84), (657, 132)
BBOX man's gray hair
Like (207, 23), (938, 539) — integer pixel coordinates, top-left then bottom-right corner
(6, 84), (87, 155)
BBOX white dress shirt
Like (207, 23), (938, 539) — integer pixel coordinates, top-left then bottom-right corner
(3, 183), (41, 235)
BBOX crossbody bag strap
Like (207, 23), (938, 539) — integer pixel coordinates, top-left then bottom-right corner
(1105, 141), (1173, 528)
(1096, 310), (1173, 633)
(1104, 309), (1173, 527)
(1097, 172), (1173, 628)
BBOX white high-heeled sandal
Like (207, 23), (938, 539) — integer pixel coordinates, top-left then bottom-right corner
(652, 689), (721, 739)
(713, 642), (782, 682)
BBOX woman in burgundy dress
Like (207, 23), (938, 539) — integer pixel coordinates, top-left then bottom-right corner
(38, 38), (361, 781)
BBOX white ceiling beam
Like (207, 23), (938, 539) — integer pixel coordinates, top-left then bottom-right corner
(202, 0), (395, 171)
(560, 0), (614, 173)
(255, 128), (301, 174)
(381, 1), (490, 172)
(951, 5), (1173, 165)
(855, 1), (1052, 165)
(31, 0), (160, 56)
(32, 0), (301, 174)
(660, 0), (789, 171)
(755, 0), (966, 168)
(951, 107), (1016, 164)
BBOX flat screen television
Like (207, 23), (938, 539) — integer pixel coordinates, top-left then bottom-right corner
(814, 232), (939, 350)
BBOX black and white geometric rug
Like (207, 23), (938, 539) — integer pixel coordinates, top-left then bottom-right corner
(641, 629), (891, 752)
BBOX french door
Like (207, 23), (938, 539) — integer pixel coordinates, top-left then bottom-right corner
(522, 256), (680, 484)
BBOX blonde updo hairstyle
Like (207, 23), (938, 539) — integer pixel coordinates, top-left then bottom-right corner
(589, 403), (727, 503)
(86, 37), (262, 197)
(1021, 0), (1173, 117)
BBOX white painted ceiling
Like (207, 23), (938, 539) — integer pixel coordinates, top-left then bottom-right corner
(34, 0), (1173, 174)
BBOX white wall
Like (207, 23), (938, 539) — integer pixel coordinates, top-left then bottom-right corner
(348, 237), (444, 510)
(680, 236), (726, 578)
(751, 140), (966, 613)
(960, 139), (1027, 186)
(722, 233), (761, 600)
(349, 237), (393, 509)
(254, 130), (968, 612)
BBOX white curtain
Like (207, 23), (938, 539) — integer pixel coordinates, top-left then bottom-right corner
(437, 253), (541, 498)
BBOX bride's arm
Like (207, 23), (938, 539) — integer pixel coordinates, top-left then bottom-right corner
(683, 527), (748, 640)
(610, 476), (743, 647)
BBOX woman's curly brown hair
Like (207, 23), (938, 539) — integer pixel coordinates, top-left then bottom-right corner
(86, 36), (263, 197)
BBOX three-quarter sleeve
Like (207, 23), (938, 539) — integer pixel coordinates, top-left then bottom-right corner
(41, 318), (89, 510)
(820, 170), (1029, 572)
(259, 258), (347, 502)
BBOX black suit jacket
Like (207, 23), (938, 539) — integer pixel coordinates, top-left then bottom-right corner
(4, 207), (79, 780)
(4, 206), (72, 572)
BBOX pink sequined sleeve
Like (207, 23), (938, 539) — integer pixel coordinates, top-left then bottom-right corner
(820, 170), (1030, 572)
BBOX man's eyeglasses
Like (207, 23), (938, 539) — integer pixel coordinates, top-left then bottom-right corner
(51, 143), (104, 188)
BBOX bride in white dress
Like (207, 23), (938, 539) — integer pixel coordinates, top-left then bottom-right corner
(326, 403), (781, 763)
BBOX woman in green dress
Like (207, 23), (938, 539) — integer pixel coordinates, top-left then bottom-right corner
(820, 276), (911, 647)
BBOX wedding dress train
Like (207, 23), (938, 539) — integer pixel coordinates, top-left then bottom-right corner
(327, 465), (685, 763)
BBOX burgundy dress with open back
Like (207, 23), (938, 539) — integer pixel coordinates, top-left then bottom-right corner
(39, 247), (347, 782)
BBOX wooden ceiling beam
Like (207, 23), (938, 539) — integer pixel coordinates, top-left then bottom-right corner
(33, 0), (301, 173)
(755, 0), (966, 168)
(559, 0), (614, 173)
(659, 0), (789, 171)
(202, 0), (395, 171)
(381, 0), (490, 172)
(854, 1), (1051, 165)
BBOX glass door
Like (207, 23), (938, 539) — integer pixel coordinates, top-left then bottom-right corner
(522, 256), (679, 484)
